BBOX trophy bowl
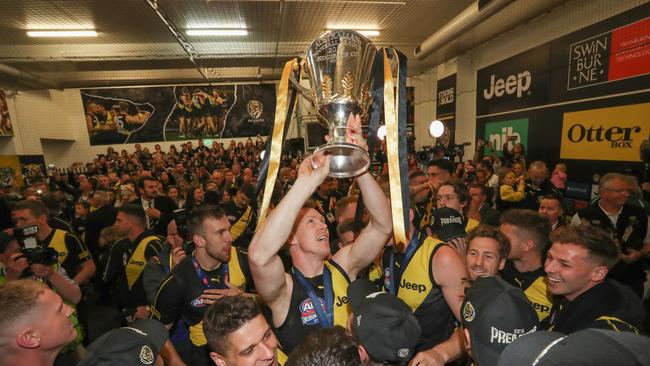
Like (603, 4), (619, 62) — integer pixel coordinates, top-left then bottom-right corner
(302, 30), (377, 178)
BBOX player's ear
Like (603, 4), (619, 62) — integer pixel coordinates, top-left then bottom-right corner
(193, 234), (206, 248)
(210, 352), (227, 366)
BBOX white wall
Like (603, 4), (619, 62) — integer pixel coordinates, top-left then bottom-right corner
(412, 0), (648, 155)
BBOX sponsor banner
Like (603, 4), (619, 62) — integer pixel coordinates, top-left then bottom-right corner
(81, 84), (276, 145)
(567, 16), (650, 90)
(436, 74), (456, 117)
(483, 118), (529, 157)
(560, 102), (649, 161)
(0, 90), (13, 136)
(476, 44), (550, 116)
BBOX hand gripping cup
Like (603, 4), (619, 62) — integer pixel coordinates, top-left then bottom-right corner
(292, 30), (377, 178)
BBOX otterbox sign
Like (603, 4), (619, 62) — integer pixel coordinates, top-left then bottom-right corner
(560, 103), (650, 161)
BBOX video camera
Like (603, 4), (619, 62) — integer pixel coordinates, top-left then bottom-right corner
(416, 142), (472, 164)
(14, 225), (58, 266)
(173, 209), (194, 254)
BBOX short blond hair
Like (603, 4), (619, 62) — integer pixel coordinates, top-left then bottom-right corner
(0, 280), (48, 331)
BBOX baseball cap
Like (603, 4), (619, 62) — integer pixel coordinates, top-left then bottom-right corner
(78, 319), (168, 366)
(461, 276), (538, 366)
(347, 279), (421, 363)
(498, 329), (650, 366)
(430, 207), (466, 241)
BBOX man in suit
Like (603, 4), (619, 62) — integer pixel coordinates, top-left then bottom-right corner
(469, 183), (500, 227)
(135, 176), (176, 237)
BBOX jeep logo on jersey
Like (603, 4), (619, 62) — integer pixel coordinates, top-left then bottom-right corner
(482, 71), (531, 100)
(400, 279), (427, 293)
(247, 100), (263, 119)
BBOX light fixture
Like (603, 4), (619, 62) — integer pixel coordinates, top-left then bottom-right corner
(26, 30), (97, 37)
(186, 29), (248, 36)
(429, 120), (445, 138)
(377, 125), (387, 141)
(260, 150), (266, 160)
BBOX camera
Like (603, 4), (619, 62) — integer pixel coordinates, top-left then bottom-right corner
(173, 209), (194, 254)
(14, 225), (58, 266)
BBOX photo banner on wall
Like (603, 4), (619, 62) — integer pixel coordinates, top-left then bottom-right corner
(475, 2), (650, 181)
(436, 74), (456, 148)
(81, 84), (276, 145)
(0, 90), (14, 136)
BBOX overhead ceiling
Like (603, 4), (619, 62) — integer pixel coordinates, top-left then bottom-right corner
(0, 0), (566, 89)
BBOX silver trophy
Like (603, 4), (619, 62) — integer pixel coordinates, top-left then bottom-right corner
(292, 30), (377, 178)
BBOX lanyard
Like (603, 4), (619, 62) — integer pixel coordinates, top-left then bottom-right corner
(386, 231), (421, 295)
(192, 254), (228, 290)
(292, 265), (333, 328)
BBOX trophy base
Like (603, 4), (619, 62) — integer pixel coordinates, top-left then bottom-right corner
(313, 142), (370, 178)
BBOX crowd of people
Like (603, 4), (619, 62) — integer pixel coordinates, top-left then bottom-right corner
(1, 122), (650, 366)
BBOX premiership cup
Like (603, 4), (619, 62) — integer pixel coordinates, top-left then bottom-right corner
(293, 30), (377, 178)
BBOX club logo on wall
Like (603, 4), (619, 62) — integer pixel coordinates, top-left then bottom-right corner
(560, 102), (649, 161)
(80, 84), (276, 145)
(566, 16), (650, 91)
(247, 100), (264, 120)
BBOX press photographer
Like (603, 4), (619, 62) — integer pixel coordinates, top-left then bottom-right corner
(0, 229), (81, 304)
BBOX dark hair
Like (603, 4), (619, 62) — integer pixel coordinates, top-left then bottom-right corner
(428, 159), (455, 175)
(188, 205), (226, 237)
(238, 183), (256, 201)
(439, 180), (470, 206)
(550, 224), (620, 269)
(286, 326), (361, 366)
(13, 200), (49, 218)
(75, 201), (91, 210)
(469, 182), (494, 204)
(116, 204), (146, 228)
(336, 219), (359, 239)
(408, 169), (426, 182)
(468, 225), (510, 260)
(203, 295), (262, 355)
(137, 176), (158, 190)
(500, 209), (551, 251)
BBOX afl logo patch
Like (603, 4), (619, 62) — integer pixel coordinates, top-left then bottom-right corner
(191, 297), (206, 308)
(463, 301), (476, 322)
(140, 345), (154, 364)
(299, 297), (325, 326)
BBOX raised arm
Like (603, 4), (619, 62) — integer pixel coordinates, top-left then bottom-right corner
(248, 154), (331, 320)
(333, 171), (392, 279)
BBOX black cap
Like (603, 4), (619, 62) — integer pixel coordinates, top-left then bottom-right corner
(430, 207), (466, 241)
(347, 279), (421, 363)
(498, 329), (650, 366)
(78, 319), (168, 366)
(461, 276), (538, 366)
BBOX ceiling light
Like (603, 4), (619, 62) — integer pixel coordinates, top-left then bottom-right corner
(377, 125), (387, 141)
(186, 29), (248, 36)
(429, 120), (445, 138)
(27, 30), (97, 37)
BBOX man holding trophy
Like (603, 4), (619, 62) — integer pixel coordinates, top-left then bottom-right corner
(248, 30), (393, 354)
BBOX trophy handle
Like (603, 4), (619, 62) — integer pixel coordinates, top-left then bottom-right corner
(288, 72), (315, 104)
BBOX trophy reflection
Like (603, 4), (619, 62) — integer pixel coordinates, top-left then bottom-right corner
(295, 30), (377, 178)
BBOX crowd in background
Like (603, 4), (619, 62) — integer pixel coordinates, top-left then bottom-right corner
(1, 133), (650, 366)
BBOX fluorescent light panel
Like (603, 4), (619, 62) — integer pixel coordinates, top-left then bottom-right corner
(27, 30), (97, 37)
(186, 29), (248, 36)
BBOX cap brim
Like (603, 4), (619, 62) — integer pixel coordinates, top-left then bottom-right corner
(130, 319), (168, 352)
(347, 279), (383, 313)
(497, 331), (565, 366)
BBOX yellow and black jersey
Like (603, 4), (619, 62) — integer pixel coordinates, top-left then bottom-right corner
(465, 217), (479, 234)
(276, 260), (351, 354)
(151, 246), (252, 347)
(543, 279), (644, 334)
(222, 200), (256, 248)
(381, 235), (456, 352)
(501, 260), (553, 322)
(40, 228), (92, 280)
(104, 230), (162, 309)
(413, 198), (435, 231)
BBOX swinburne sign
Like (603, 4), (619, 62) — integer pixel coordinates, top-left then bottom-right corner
(560, 103), (649, 161)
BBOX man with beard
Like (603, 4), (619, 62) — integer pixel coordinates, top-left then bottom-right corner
(152, 205), (253, 366)
(466, 225), (510, 281)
